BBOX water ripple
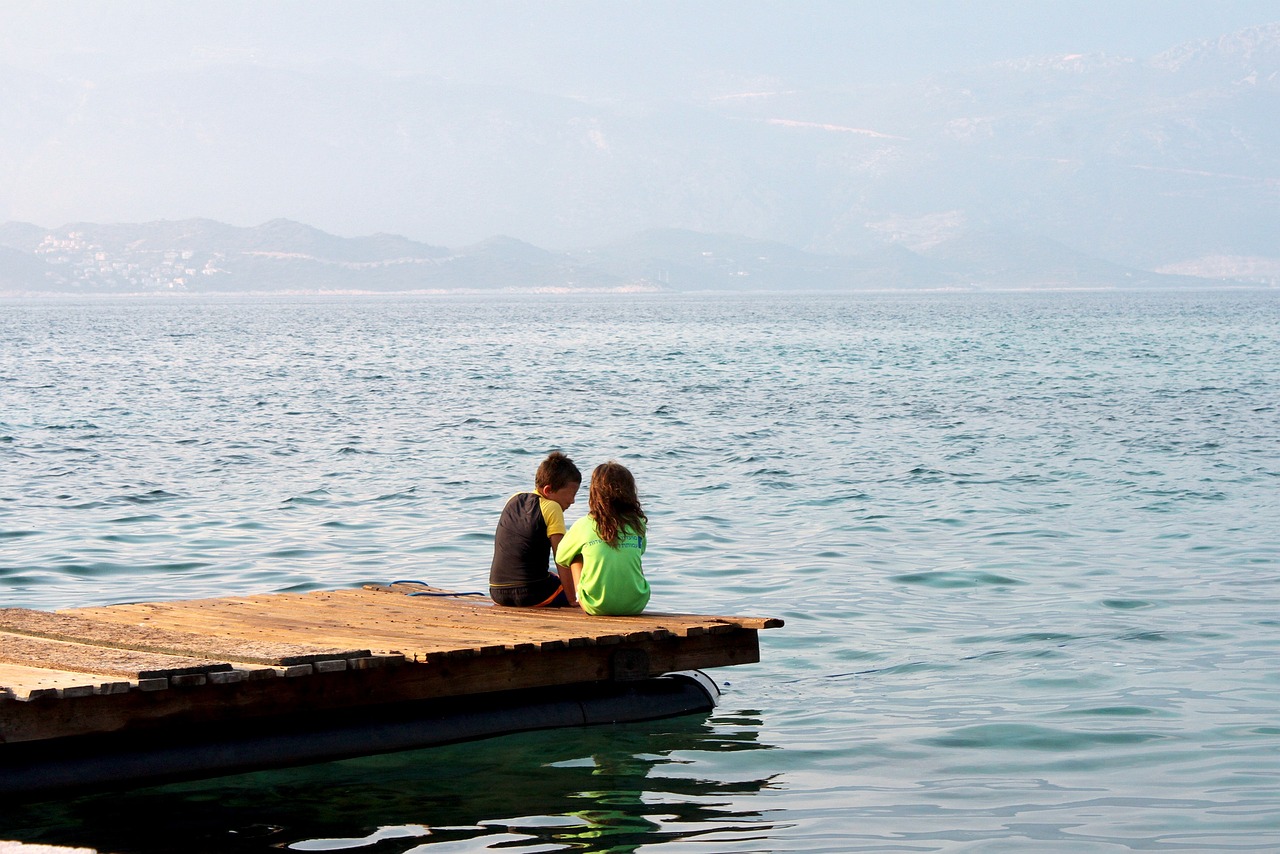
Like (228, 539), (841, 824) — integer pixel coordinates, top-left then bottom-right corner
(1, 291), (1278, 851)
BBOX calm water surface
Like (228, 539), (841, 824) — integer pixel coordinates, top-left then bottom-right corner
(1, 290), (1278, 852)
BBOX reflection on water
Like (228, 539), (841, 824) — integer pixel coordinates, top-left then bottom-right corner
(0, 711), (777, 853)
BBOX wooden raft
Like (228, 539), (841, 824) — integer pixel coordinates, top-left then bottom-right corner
(0, 583), (782, 745)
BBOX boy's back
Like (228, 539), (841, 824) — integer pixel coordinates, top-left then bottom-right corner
(489, 491), (562, 588)
(487, 451), (581, 608)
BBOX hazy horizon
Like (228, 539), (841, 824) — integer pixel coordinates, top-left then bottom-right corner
(2, 1), (1278, 258)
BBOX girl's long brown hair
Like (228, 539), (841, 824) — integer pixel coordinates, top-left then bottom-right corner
(588, 461), (647, 547)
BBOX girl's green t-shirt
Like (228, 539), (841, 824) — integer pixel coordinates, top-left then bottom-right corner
(556, 515), (649, 616)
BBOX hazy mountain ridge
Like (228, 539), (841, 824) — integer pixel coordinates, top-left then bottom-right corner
(1, 24), (1276, 280)
(1150, 21), (1280, 76)
(0, 218), (1236, 294)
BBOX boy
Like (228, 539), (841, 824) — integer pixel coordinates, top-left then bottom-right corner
(488, 451), (581, 607)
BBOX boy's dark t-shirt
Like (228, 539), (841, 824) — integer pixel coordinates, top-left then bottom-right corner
(489, 492), (565, 588)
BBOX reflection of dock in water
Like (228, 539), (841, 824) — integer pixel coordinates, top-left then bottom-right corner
(0, 583), (782, 796)
(0, 710), (779, 852)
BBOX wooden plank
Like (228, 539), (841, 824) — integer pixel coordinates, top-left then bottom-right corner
(81, 587), (772, 638)
(649, 612), (785, 630)
(362, 584), (786, 631)
(1, 585), (782, 748)
(0, 631), (230, 679)
(43, 593), (785, 689)
(66, 603), (544, 658)
(66, 600), (392, 644)
(63, 591), (781, 665)
(68, 595), (636, 655)
(335, 589), (718, 638)
(67, 590), (777, 655)
(0, 607), (367, 666)
(272, 593), (673, 647)
(0, 662), (125, 698)
(0, 630), (762, 744)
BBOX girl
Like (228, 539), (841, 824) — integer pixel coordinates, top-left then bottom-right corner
(555, 461), (650, 616)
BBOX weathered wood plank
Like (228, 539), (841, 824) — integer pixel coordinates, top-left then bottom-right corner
(0, 662), (125, 699)
(59, 593), (781, 672)
(0, 631), (230, 679)
(0, 630), (762, 744)
(0, 588), (782, 742)
(64, 603), (574, 657)
(0, 607), (366, 665)
(344, 591), (727, 638)
(67, 594), (659, 654)
(67, 589), (781, 654)
(362, 584), (786, 630)
(88, 586), (763, 637)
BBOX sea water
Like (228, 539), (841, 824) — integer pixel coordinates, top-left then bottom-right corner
(1, 290), (1277, 852)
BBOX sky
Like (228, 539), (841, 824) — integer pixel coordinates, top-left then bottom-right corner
(4, 0), (1279, 90)
(2, 1), (1277, 245)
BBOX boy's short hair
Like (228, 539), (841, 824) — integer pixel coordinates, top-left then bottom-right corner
(536, 451), (581, 491)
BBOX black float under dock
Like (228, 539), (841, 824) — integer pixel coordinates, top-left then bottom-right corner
(0, 582), (782, 796)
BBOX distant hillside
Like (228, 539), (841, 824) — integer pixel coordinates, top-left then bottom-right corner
(0, 245), (56, 291)
(0, 219), (452, 294)
(0, 222), (50, 251)
(914, 231), (1199, 289)
(41, 218), (451, 262)
(3, 24), (1276, 277)
(0, 218), (1243, 294)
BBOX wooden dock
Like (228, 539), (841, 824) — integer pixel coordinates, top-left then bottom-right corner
(0, 583), (782, 795)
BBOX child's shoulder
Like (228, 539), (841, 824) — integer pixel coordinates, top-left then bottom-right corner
(500, 491), (542, 512)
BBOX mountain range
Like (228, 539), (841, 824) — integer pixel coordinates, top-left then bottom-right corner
(0, 217), (1235, 294)
(1, 22), (1278, 291)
